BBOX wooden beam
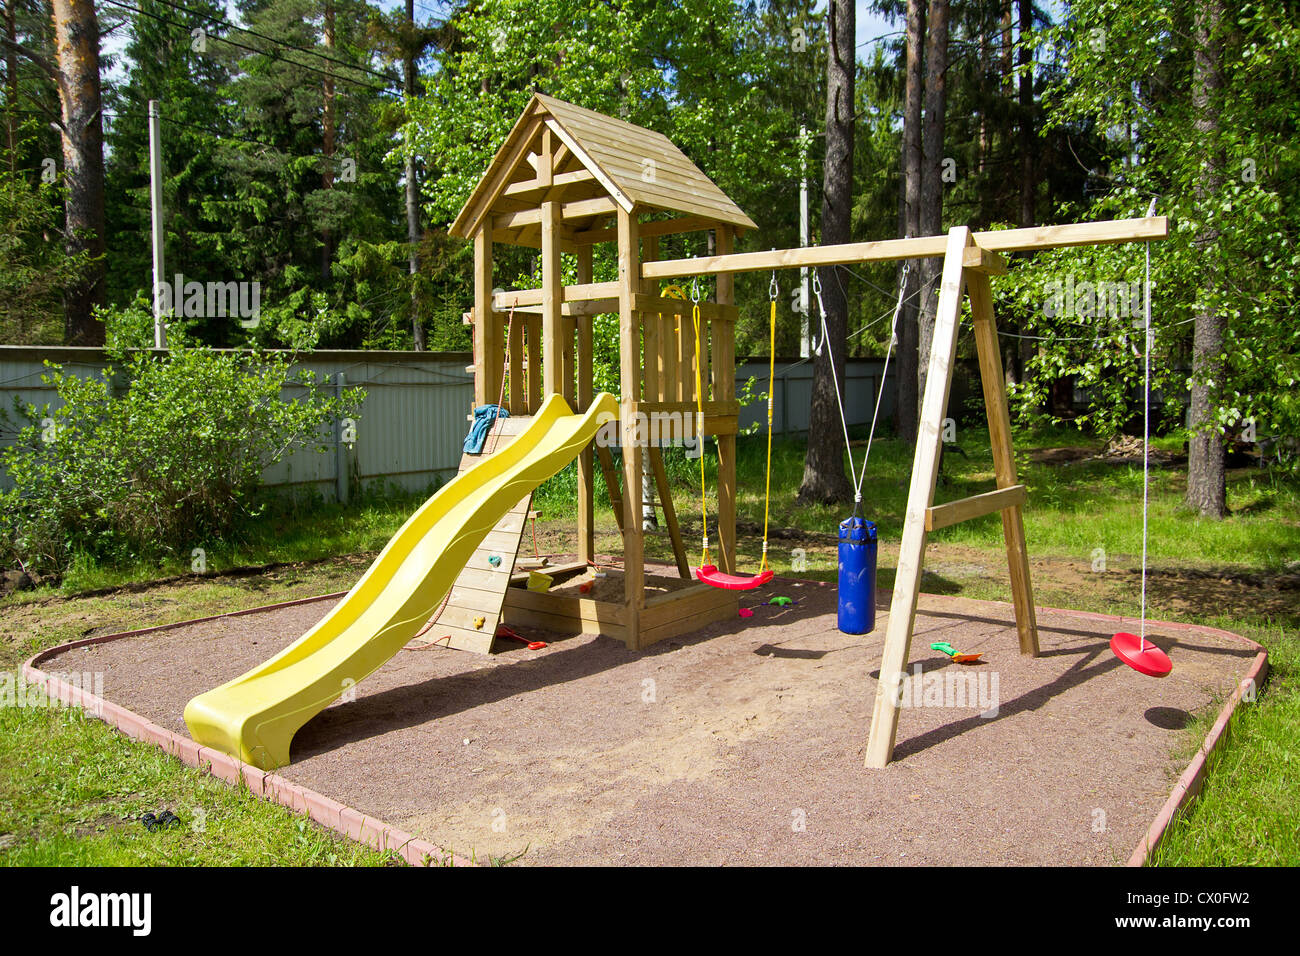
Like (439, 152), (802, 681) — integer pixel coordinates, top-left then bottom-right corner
(595, 443), (624, 532)
(493, 281), (620, 310)
(538, 127), (554, 189)
(507, 308), (524, 412)
(963, 246), (1007, 275)
(544, 117), (635, 213)
(494, 196), (620, 232)
(473, 229), (497, 406)
(526, 314), (541, 413)
(925, 484), (1027, 531)
(968, 269), (1039, 657)
(501, 167), (597, 198)
(576, 245), (596, 565)
(541, 200), (563, 396)
(618, 207), (645, 646)
(634, 294), (738, 322)
(571, 214), (723, 245)
(641, 217), (1169, 280)
(865, 227), (973, 770)
(499, 297), (620, 317)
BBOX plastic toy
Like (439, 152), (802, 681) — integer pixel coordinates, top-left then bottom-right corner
(930, 641), (982, 664)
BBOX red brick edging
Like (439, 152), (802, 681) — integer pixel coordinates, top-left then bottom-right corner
(23, 587), (1268, 868)
(22, 592), (472, 868)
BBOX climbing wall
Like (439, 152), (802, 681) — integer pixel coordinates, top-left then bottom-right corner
(407, 415), (535, 654)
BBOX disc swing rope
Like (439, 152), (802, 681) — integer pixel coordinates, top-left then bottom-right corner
(1111, 208), (1173, 678)
(690, 274), (776, 591)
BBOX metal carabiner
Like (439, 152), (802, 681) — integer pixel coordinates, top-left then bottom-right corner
(690, 277), (701, 304)
(768, 271), (779, 302)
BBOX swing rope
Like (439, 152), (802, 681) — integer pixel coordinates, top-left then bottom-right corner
(689, 273), (777, 587)
(812, 263), (910, 516)
(691, 291), (710, 567)
(1139, 238), (1152, 649)
(760, 274), (778, 572)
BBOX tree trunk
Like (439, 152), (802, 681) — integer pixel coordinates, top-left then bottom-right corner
(1017, 0), (1034, 228)
(915, 0), (949, 409)
(405, 0), (425, 351)
(51, 0), (105, 345)
(896, 0), (924, 444)
(1186, 0), (1227, 518)
(5, 0), (16, 171)
(321, 1), (335, 283)
(798, 0), (855, 504)
(1013, 0), (1036, 386)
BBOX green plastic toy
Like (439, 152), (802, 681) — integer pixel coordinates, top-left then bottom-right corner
(930, 641), (982, 664)
(769, 596), (794, 607)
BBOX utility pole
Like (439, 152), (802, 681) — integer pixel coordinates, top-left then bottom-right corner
(148, 100), (167, 349)
(799, 123), (810, 357)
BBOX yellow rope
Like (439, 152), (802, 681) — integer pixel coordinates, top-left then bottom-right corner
(692, 301), (710, 567)
(760, 298), (775, 572)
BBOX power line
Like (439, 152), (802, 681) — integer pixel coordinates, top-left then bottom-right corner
(99, 0), (402, 97)
(142, 0), (402, 88)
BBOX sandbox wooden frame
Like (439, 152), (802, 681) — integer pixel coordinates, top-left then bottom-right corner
(451, 94), (1169, 767)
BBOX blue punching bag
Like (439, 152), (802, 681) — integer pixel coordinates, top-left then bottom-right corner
(838, 517), (878, 634)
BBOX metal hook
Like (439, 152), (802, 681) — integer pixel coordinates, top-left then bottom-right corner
(690, 277), (701, 304)
(769, 271), (779, 301)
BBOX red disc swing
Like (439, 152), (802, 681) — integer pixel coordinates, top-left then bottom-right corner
(691, 278), (775, 592)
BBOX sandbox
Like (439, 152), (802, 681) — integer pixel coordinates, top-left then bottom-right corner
(29, 570), (1264, 866)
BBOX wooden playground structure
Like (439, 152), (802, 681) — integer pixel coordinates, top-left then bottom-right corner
(449, 94), (1168, 767)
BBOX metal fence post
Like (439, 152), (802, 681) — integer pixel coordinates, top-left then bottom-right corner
(335, 371), (349, 505)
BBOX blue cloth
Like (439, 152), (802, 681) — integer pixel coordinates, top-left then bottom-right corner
(463, 404), (509, 454)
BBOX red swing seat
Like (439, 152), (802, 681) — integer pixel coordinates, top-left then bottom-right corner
(695, 565), (775, 591)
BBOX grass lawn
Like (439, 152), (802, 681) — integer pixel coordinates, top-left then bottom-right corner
(2, 424), (1296, 865)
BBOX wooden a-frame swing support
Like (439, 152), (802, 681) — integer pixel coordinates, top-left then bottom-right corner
(647, 220), (1168, 767)
(452, 95), (1168, 768)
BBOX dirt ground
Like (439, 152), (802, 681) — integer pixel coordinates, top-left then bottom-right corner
(41, 566), (1257, 866)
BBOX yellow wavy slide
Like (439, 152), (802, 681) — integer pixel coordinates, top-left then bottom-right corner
(185, 392), (619, 770)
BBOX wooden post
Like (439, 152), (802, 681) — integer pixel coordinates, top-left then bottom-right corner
(642, 236), (660, 534)
(473, 229), (497, 406)
(967, 270), (1039, 656)
(576, 245), (595, 564)
(618, 207), (644, 647)
(714, 226), (737, 574)
(507, 307), (524, 412)
(865, 227), (972, 769)
(527, 315), (542, 412)
(541, 199), (563, 397)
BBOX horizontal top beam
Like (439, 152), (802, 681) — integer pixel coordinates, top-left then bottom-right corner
(639, 217), (1168, 281)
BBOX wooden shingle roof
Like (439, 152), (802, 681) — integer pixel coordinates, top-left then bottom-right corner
(449, 93), (756, 242)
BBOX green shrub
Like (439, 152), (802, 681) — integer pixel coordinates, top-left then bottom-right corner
(0, 348), (363, 573)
